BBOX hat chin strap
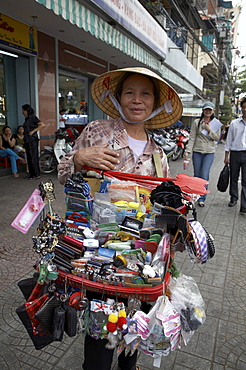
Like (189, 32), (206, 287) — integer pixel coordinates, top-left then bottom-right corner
(100, 89), (173, 124)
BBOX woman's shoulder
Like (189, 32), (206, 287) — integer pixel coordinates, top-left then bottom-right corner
(193, 118), (200, 124)
(29, 114), (40, 122)
(86, 118), (122, 130)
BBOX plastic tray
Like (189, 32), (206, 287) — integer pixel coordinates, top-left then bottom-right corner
(57, 269), (170, 302)
(57, 233), (171, 302)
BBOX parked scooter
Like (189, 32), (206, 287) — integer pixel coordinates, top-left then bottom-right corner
(149, 129), (177, 162)
(171, 128), (190, 161)
(39, 128), (79, 174)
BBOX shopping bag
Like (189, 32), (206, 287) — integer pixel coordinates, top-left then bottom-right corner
(217, 165), (229, 192)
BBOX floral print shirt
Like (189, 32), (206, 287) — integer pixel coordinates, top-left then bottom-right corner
(58, 118), (170, 184)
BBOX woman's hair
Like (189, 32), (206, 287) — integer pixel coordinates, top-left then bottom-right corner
(115, 72), (160, 110)
(2, 125), (11, 134)
(22, 104), (34, 116)
(198, 111), (215, 127)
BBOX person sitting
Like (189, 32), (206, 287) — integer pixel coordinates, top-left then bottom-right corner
(0, 125), (26, 177)
(12, 125), (28, 173)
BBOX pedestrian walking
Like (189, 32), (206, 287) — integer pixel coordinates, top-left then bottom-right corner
(184, 102), (220, 207)
(224, 97), (246, 213)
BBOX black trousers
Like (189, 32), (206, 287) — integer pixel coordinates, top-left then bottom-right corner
(82, 291), (150, 370)
(229, 151), (246, 208)
(83, 335), (138, 370)
(25, 140), (40, 178)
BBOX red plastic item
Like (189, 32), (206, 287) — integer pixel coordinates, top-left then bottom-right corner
(57, 269), (170, 302)
(59, 234), (84, 249)
(67, 212), (89, 223)
(84, 166), (209, 195)
(57, 235), (171, 302)
(175, 173), (209, 195)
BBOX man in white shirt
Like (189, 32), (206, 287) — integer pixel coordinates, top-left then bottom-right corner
(224, 97), (246, 213)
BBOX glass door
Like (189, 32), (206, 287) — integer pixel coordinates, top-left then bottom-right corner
(0, 55), (6, 129)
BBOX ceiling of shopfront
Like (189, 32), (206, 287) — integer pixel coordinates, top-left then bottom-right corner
(0, 0), (147, 70)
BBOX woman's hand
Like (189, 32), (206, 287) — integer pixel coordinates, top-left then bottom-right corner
(184, 152), (189, 161)
(204, 122), (211, 133)
(73, 144), (120, 172)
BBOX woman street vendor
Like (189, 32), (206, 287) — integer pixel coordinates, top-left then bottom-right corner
(58, 67), (183, 370)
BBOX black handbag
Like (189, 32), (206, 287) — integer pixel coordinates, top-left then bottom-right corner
(17, 274), (39, 301)
(16, 304), (54, 350)
(64, 304), (78, 337)
(217, 165), (229, 192)
(35, 294), (61, 334)
(52, 306), (66, 341)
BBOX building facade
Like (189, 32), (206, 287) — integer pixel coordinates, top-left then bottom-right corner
(0, 0), (240, 148)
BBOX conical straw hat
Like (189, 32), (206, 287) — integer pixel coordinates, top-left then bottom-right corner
(90, 67), (183, 129)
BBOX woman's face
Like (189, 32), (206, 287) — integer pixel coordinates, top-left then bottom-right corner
(3, 127), (12, 136)
(203, 108), (214, 119)
(22, 109), (28, 118)
(119, 74), (155, 123)
(18, 126), (24, 134)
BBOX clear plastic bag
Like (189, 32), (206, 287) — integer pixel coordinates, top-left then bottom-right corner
(108, 180), (137, 203)
(169, 274), (206, 345)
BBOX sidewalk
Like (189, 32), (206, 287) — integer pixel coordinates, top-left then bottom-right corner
(0, 144), (245, 369)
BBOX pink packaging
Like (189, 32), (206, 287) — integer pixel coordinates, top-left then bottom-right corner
(11, 189), (46, 234)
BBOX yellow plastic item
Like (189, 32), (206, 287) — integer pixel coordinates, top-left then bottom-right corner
(128, 202), (139, 209)
(114, 201), (128, 207)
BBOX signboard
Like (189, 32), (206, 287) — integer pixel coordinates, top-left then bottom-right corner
(0, 13), (38, 56)
(91, 0), (167, 59)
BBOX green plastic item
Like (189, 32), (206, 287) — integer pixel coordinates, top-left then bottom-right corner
(146, 234), (162, 243)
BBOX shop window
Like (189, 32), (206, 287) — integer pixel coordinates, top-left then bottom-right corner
(59, 74), (88, 132)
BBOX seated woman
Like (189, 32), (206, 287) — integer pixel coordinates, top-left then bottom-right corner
(0, 125), (26, 177)
(12, 125), (28, 173)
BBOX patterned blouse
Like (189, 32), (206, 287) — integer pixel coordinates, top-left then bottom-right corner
(58, 118), (170, 184)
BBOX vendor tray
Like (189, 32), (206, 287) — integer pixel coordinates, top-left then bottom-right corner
(57, 269), (170, 302)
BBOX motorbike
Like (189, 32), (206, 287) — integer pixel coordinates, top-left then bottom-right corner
(39, 127), (79, 174)
(149, 129), (177, 162)
(171, 128), (190, 161)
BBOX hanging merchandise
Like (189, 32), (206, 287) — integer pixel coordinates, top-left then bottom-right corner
(11, 189), (46, 233)
(14, 170), (213, 365)
(168, 274), (206, 345)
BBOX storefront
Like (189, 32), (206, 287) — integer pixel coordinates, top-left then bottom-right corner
(0, 14), (38, 135)
(0, 12), (110, 149)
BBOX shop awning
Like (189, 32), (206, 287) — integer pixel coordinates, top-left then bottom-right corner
(35, 0), (160, 69)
